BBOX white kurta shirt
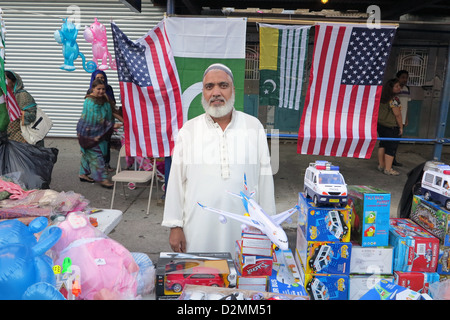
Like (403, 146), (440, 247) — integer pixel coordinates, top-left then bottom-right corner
(162, 109), (276, 254)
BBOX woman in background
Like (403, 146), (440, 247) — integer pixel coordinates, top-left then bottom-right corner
(377, 78), (403, 176)
(78, 79), (121, 188)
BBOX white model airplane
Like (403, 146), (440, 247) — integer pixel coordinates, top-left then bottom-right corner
(197, 174), (299, 251)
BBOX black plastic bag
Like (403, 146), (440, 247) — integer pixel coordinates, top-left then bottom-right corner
(0, 132), (58, 190)
(397, 162), (426, 218)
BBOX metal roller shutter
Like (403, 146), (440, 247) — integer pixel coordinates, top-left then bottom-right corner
(0, 1), (165, 137)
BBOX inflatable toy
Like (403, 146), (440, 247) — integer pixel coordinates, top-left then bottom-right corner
(54, 18), (96, 73)
(83, 18), (117, 70)
(0, 217), (65, 300)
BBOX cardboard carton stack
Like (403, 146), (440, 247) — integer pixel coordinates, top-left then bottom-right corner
(347, 186), (394, 300)
(295, 193), (352, 300)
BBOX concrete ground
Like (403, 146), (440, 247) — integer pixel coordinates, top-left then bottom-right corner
(45, 137), (450, 263)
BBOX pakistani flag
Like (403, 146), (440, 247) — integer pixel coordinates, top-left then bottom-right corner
(165, 17), (247, 121)
(259, 24), (310, 110)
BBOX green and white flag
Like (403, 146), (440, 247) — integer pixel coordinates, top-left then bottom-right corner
(165, 17), (247, 121)
(259, 24), (310, 110)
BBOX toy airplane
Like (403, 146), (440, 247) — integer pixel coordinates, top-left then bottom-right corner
(197, 174), (299, 251)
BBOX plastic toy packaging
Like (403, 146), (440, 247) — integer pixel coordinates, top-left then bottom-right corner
(429, 279), (450, 300)
(48, 211), (139, 300)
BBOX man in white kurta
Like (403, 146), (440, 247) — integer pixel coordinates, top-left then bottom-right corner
(161, 64), (275, 254)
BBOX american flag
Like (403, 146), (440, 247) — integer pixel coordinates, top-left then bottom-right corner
(111, 21), (183, 158)
(6, 85), (21, 121)
(297, 23), (397, 159)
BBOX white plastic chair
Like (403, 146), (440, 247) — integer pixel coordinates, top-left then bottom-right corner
(110, 145), (157, 215)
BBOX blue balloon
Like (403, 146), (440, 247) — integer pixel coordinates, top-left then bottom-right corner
(22, 282), (66, 300)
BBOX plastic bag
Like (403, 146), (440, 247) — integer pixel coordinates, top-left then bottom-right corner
(429, 279), (450, 300)
(0, 132), (58, 189)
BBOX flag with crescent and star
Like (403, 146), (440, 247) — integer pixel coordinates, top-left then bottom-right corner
(259, 24), (311, 110)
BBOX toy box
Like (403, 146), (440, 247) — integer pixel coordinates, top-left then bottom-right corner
(359, 279), (421, 300)
(389, 218), (440, 272)
(240, 230), (274, 257)
(349, 244), (393, 274)
(348, 185), (390, 247)
(298, 192), (351, 242)
(304, 274), (349, 300)
(234, 240), (273, 276)
(306, 241), (352, 275)
(295, 225), (308, 273)
(268, 249), (307, 296)
(349, 275), (394, 300)
(155, 252), (237, 300)
(394, 271), (439, 293)
(438, 246), (450, 274)
(411, 194), (450, 246)
(236, 274), (268, 292)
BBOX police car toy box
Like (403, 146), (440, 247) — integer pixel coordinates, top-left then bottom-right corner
(298, 192), (351, 242)
(306, 241), (352, 275)
(389, 218), (439, 273)
(304, 274), (349, 300)
(411, 194), (450, 246)
(421, 164), (450, 210)
(303, 160), (348, 207)
(348, 185), (390, 247)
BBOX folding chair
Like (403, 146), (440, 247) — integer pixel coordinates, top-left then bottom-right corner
(110, 145), (157, 215)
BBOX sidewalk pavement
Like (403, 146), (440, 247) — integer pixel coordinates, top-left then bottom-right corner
(45, 137), (450, 263)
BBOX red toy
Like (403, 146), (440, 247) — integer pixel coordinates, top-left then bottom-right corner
(165, 266), (225, 293)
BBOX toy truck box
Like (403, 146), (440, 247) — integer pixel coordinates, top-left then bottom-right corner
(349, 244), (393, 275)
(389, 218), (440, 272)
(306, 241), (352, 275)
(394, 271), (439, 294)
(268, 249), (307, 296)
(304, 274), (349, 300)
(155, 252), (237, 300)
(298, 192), (351, 242)
(234, 240), (273, 277)
(348, 185), (390, 247)
(349, 275), (394, 300)
(411, 194), (450, 246)
(438, 246), (450, 275)
(359, 279), (421, 300)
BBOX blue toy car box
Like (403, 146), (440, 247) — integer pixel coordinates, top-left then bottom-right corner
(298, 192), (351, 242)
(306, 241), (352, 275)
(360, 279), (421, 300)
(348, 185), (390, 247)
(305, 274), (349, 300)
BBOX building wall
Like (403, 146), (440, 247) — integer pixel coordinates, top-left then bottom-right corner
(0, 1), (165, 137)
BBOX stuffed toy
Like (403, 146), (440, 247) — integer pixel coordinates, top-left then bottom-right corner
(50, 211), (139, 299)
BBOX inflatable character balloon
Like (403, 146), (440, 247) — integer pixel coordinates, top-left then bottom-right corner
(0, 217), (65, 300)
(83, 18), (117, 70)
(54, 18), (96, 73)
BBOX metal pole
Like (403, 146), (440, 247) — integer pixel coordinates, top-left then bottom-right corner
(433, 43), (450, 161)
(167, 0), (175, 15)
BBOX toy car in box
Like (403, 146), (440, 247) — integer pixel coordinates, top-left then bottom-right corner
(389, 218), (439, 272)
(155, 252), (237, 299)
(303, 160), (348, 207)
(348, 185), (390, 247)
(298, 192), (351, 242)
(304, 274), (349, 300)
(306, 241), (352, 275)
(234, 240), (273, 277)
(411, 194), (450, 246)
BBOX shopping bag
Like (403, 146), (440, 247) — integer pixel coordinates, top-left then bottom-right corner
(20, 106), (53, 144)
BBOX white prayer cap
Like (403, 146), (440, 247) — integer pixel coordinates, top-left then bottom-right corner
(203, 63), (234, 83)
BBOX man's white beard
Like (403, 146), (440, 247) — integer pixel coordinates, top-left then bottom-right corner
(202, 93), (235, 118)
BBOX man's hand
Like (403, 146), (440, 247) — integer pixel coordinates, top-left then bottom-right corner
(169, 227), (186, 253)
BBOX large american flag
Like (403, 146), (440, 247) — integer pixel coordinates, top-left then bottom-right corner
(111, 21), (183, 158)
(297, 23), (397, 159)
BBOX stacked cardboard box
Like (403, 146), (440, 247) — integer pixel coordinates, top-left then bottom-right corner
(295, 192), (352, 300)
(347, 186), (394, 299)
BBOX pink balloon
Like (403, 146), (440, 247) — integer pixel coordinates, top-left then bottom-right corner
(83, 18), (117, 71)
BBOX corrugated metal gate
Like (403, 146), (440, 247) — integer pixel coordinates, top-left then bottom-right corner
(0, 1), (165, 137)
